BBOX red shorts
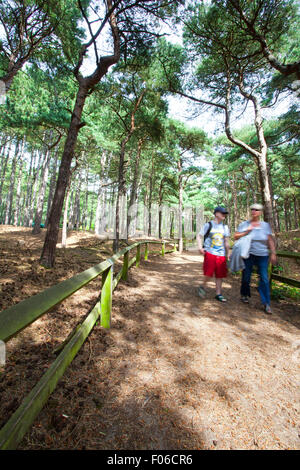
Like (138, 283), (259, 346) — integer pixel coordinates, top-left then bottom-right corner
(203, 251), (227, 278)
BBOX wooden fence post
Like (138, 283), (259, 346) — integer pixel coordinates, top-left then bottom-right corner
(161, 242), (165, 256)
(122, 251), (129, 281)
(100, 266), (113, 329)
(136, 244), (141, 267)
(145, 243), (149, 260)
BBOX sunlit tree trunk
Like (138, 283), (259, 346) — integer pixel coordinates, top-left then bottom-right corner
(61, 184), (71, 248)
(13, 149), (24, 226)
(0, 140), (12, 218)
(45, 147), (59, 228)
(28, 150), (43, 228)
(32, 150), (51, 234)
(178, 158), (183, 253)
(127, 139), (144, 240)
(5, 140), (20, 225)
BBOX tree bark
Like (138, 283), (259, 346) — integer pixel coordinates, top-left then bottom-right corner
(127, 138), (144, 240)
(45, 147), (59, 228)
(0, 140), (12, 218)
(13, 139), (25, 226)
(40, 1), (120, 266)
(113, 90), (145, 252)
(28, 150), (43, 228)
(158, 176), (167, 239)
(40, 84), (89, 266)
(22, 150), (36, 226)
(231, 174), (238, 231)
(224, 69), (274, 229)
(293, 196), (299, 229)
(61, 184), (71, 248)
(32, 149), (51, 234)
(5, 140), (20, 225)
(178, 158), (183, 253)
(148, 153), (155, 237)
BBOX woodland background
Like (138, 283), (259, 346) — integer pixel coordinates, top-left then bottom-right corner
(0, 0), (299, 267)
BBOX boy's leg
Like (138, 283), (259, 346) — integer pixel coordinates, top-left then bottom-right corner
(198, 275), (211, 297)
(198, 252), (215, 297)
(215, 277), (222, 296)
(215, 256), (227, 301)
(203, 276), (212, 290)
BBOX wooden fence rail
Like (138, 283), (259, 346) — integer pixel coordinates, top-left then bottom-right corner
(0, 239), (177, 450)
(269, 251), (300, 289)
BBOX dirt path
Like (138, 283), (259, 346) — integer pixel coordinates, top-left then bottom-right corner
(2, 248), (296, 450)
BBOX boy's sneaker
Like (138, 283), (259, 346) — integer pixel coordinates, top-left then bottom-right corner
(264, 304), (272, 314)
(241, 296), (249, 303)
(197, 286), (206, 298)
(215, 294), (227, 302)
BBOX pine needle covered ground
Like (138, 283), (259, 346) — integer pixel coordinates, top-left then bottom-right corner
(0, 226), (299, 450)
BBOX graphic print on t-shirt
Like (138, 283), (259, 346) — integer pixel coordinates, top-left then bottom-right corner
(210, 232), (224, 251)
(201, 221), (230, 257)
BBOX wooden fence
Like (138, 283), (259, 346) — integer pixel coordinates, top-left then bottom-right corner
(269, 251), (300, 289)
(0, 240), (177, 450)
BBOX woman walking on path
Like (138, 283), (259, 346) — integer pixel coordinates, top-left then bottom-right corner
(197, 206), (230, 302)
(234, 203), (277, 314)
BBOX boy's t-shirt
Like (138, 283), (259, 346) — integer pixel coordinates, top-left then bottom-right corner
(200, 221), (230, 257)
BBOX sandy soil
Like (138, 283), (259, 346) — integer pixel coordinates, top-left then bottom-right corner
(0, 226), (299, 450)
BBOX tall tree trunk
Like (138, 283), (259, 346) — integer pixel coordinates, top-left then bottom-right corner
(74, 179), (81, 230)
(28, 150), (43, 228)
(40, 84), (89, 266)
(45, 147), (59, 228)
(22, 150), (36, 226)
(287, 197), (292, 231)
(0, 135), (10, 160)
(158, 177), (166, 239)
(5, 140), (20, 225)
(89, 185), (96, 231)
(113, 138), (130, 252)
(245, 185), (250, 221)
(13, 147), (25, 226)
(274, 198), (281, 233)
(225, 70), (274, 229)
(69, 175), (79, 230)
(267, 163), (277, 231)
(113, 90), (145, 252)
(95, 184), (104, 236)
(95, 151), (108, 236)
(40, 1), (120, 267)
(148, 153), (155, 237)
(127, 139), (143, 240)
(0, 140), (12, 217)
(284, 198), (289, 231)
(61, 184), (71, 248)
(81, 161), (89, 229)
(178, 158), (183, 253)
(293, 195), (299, 229)
(231, 174), (238, 231)
(32, 150), (51, 234)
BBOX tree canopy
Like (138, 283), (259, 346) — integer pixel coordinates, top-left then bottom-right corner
(0, 0), (298, 264)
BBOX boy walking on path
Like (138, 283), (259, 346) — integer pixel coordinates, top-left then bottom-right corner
(197, 206), (230, 302)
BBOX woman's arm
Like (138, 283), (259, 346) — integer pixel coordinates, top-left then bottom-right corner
(234, 225), (254, 240)
(268, 234), (277, 265)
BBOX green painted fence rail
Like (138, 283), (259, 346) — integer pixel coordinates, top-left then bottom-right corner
(0, 239), (177, 450)
(270, 251), (300, 289)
